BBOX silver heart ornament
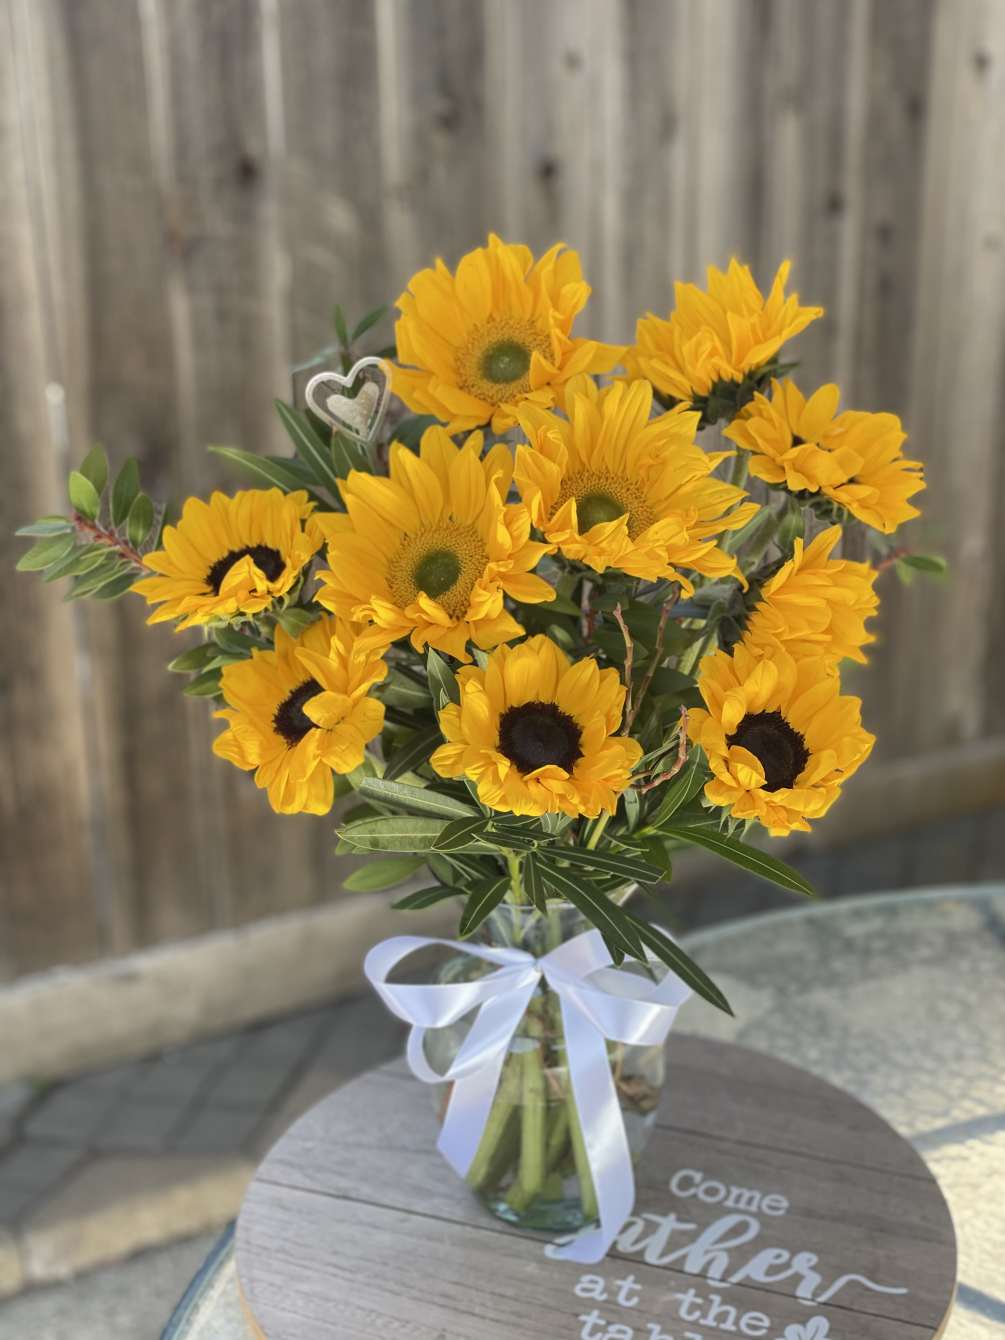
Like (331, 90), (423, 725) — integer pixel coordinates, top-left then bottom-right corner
(304, 356), (391, 445)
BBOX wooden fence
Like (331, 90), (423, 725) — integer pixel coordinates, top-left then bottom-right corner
(2, 0), (1004, 982)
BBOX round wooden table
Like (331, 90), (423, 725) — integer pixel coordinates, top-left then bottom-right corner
(164, 886), (1005, 1338)
(234, 1034), (956, 1340)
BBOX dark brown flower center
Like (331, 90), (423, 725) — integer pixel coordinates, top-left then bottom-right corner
(498, 701), (583, 774)
(727, 710), (809, 792)
(206, 545), (284, 595)
(273, 680), (323, 746)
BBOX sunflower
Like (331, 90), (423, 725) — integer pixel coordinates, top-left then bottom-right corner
(311, 426), (554, 662)
(625, 259), (823, 407)
(688, 640), (874, 836)
(212, 615), (386, 815)
(392, 234), (624, 434)
(133, 489), (321, 630)
(430, 634), (642, 818)
(743, 526), (879, 665)
(513, 376), (759, 593)
(724, 379), (925, 533)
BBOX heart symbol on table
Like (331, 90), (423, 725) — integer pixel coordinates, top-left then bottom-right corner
(780, 1319), (832, 1340)
(304, 356), (390, 444)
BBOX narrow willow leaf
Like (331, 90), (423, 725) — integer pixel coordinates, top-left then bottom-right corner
(523, 852), (548, 915)
(621, 786), (641, 833)
(16, 533), (75, 571)
(16, 517), (74, 538)
(384, 724), (443, 782)
(342, 857), (425, 892)
(391, 414), (439, 451)
(339, 815), (448, 853)
(426, 648), (460, 707)
(65, 558), (131, 599)
(79, 446), (108, 496)
(433, 816), (492, 852)
(485, 829), (538, 852)
(358, 778), (477, 820)
(638, 835), (673, 880)
(549, 846), (663, 885)
(208, 445), (308, 493)
(168, 643), (217, 673)
(333, 304), (350, 348)
(391, 886), (461, 911)
(647, 750), (708, 830)
(536, 864), (646, 959)
(459, 875), (509, 937)
(663, 823), (815, 897)
(126, 493), (154, 548)
(351, 304), (389, 342)
(382, 671), (432, 710)
(68, 471), (101, 521)
(213, 626), (263, 655)
(91, 569), (139, 600)
(110, 458), (140, 526)
(274, 400), (343, 496)
(330, 431), (371, 480)
(42, 544), (108, 582)
(626, 915), (733, 1017)
(899, 553), (947, 575)
(182, 668), (224, 697)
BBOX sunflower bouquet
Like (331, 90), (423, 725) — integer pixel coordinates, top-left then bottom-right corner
(17, 235), (937, 1248)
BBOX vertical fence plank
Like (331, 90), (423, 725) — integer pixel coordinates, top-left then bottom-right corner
(0, 0), (99, 976)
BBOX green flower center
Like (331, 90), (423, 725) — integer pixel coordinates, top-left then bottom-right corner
(480, 339), (531, 386)
(414, 548), (462, 600)
(727, 710), (809, 792)
(576, 492), (626, 533)
(498, 700), (583, 775)
(206, 545), (284, 595)
(273, 680), (323, 746)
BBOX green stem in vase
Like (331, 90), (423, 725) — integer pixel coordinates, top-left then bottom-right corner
(466, 1055), (520, 1192)
(568, 1084), (599, 1222)
(508, 1016), (547, 1212)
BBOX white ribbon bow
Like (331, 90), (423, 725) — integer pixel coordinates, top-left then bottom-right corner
(364, 927), (692, 1264)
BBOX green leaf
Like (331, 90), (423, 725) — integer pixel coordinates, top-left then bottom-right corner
(433, 816), (492, 851)
(382, 670), (432, 711)
(42, 543), (109, 582)
(339, 815), (448, 853)
(90, 569), (139, 600)
(342, 857), (425, 892)
(68, 471), (101, 521)
(79, 446), (108, 496)
(663, 823), (815, 897)
(536, 864), (646, 960)
(168, 643), (217, 673)
(426, 648), (460, 707)
(391, 414), (439, 451)
(384, 724), (443, 782)
(330, 431), (371, 479)
(899, 553), (947, 576)
(110, 458), (140, 526)
(333, 303), (350, 348)
(458, 875), (510, 937)
(523, 852), (548, 914)
(63, 556), (125, 599)
(274, 400), (345, 497)
(275, 607), (318, 638)
(182, 668), (224, 697)
(548, 845), (663, 885)
(351, 305), (389, 342)
(392, 885), (461, 911)
(647, 750), (708, 830)
(126, 493), (154, 548)
(16, 517), (74, 538)
(213, 626), (263, 655)
(208, 445), (309, 494)
(16, 533), (76, 571)
(638, 835), (673, 880)
(625, 916), (733, 1016)
(358, 778), (477, 820)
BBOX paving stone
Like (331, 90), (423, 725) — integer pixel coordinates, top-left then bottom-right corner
(163, 1037), (244, 1070)
(240, 1013), (328, 1066)
(126, 1063), (211, 1105)
(0, 1082), (36, 1149)
(19, 1152), (253, 1283)
(170, 1107), (265, 1155)
(199, 1063), (296, 1113)
(92, 1101), (188, 1154)
(64, 1066), (146, 1100)
(0, 1181), (46, 1226)
(23, 1090), (116, 1145)
(0, 1224), (24, 1299)
(0, 1142), (83, 1194)
(253, 1064), (344, 1157)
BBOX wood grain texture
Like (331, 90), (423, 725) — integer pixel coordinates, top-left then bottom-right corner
(236, 1036), (956, 1340)
(3, 0), (1005, 979)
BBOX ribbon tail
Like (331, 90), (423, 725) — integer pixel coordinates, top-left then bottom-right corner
(436, 985), (538, 1178)
(548, 997), (635, 1265)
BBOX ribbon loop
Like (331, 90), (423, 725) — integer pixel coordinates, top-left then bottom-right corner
(364, 926), (691, 1264)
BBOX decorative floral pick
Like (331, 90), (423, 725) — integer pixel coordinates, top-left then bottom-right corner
(304, 356), (390, 445)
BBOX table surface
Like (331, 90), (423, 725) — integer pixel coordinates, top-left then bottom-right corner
(162, 883), (1005, 1340)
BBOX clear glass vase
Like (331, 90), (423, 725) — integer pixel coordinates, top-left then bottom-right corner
(425, 901), (666, 1233)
